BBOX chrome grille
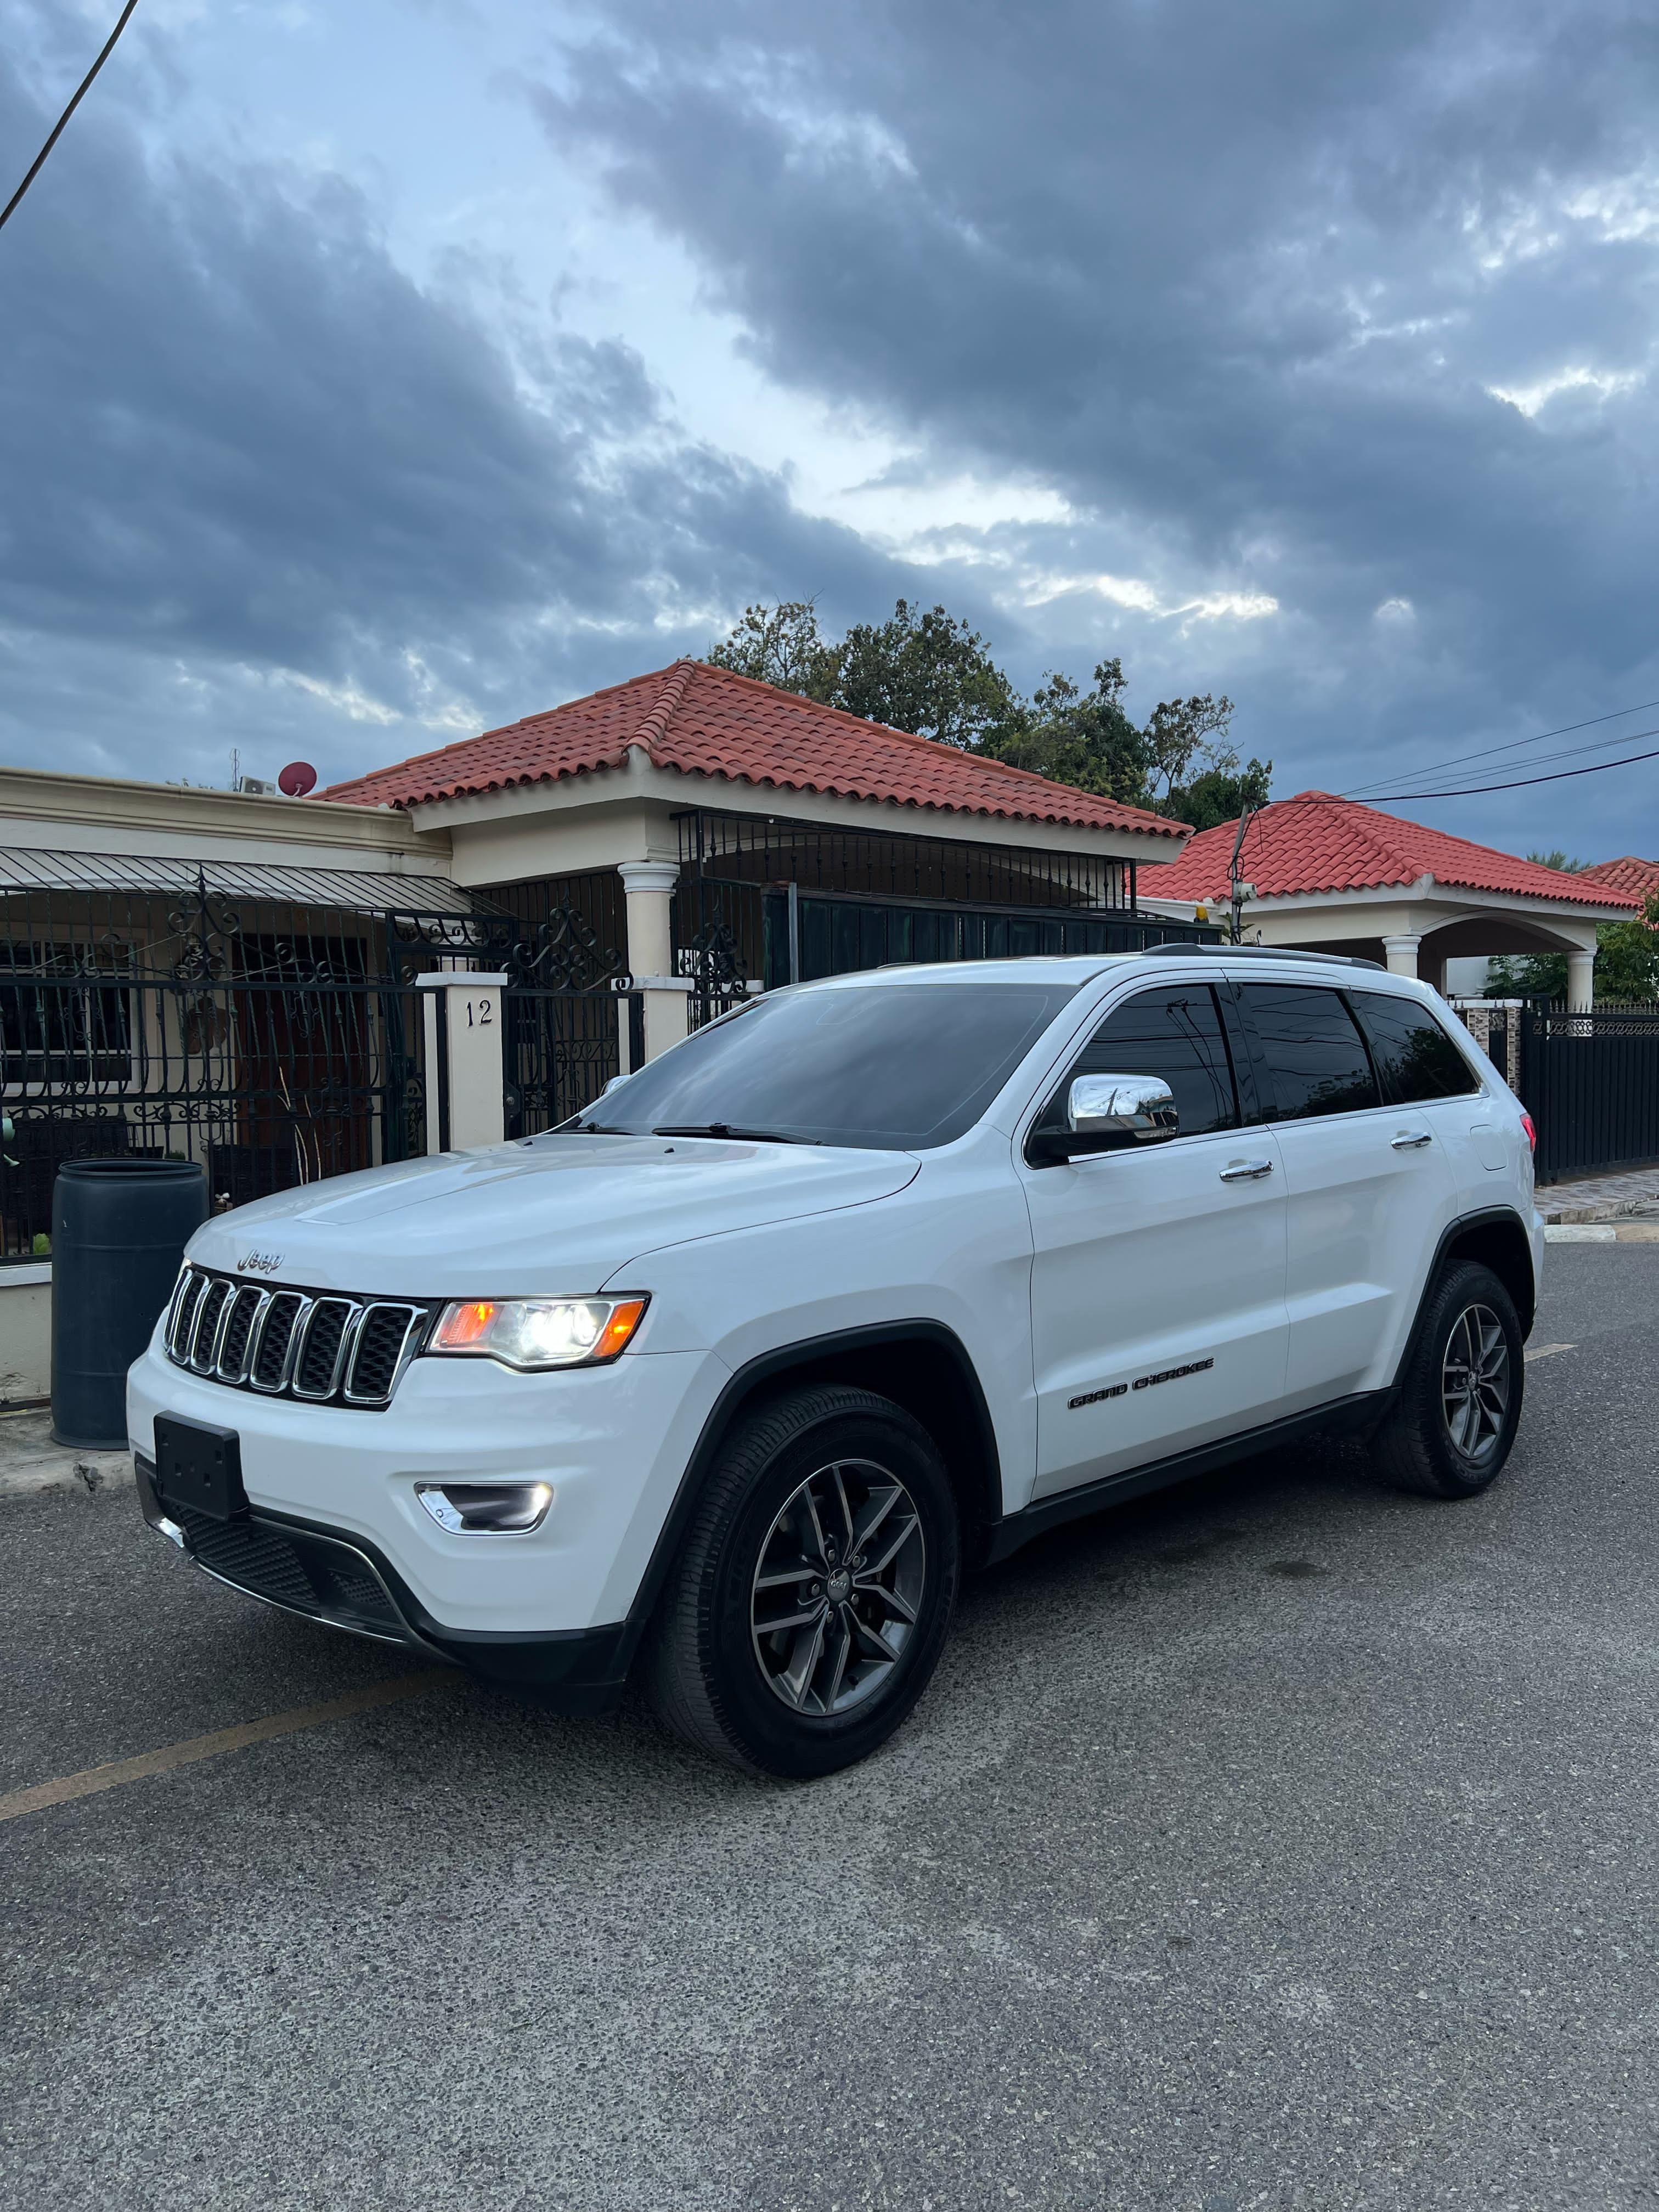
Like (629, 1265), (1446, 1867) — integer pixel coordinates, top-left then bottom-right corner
(163, 1268), (429, 1410)
(217, 1285), (264, 1381)
(293, 1298), (356, 1399)
(251, 1292), (306, 1391)
(189, 1279), (232, 1372)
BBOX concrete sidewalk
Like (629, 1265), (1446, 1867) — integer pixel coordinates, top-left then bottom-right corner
(1538, 1164), (1659, 1221)
(0, 1410), (133, 1501)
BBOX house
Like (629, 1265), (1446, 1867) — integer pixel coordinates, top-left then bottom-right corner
(1150, 792), (1642, 1011)
(319, 658), (1201, 1053)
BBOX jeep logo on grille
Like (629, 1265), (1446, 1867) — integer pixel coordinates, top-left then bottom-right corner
(236, 1250), (285, 1277)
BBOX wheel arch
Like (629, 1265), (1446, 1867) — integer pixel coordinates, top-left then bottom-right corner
(1391, 1205), (1537, 1398)
(617, 1322), (1002, 1674)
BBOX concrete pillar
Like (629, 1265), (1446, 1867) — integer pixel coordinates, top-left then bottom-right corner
(416, 972), (506, 1152)
(1382, 934), (1421, 979)
(618, 860), (689, 1061)
(1567, 947), (1595, 1014)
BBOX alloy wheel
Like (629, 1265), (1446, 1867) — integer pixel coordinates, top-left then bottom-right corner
(749, 1458), (927, 1716)
(1441, 1302), (1510, 1460)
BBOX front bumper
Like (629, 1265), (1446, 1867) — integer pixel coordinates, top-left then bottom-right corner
(135, 1452), (633, 1711)
(128, 1330), (726, 1677)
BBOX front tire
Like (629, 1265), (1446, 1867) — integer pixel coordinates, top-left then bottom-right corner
(1373, 1260), (1525, 1498)
(646, 1385), (960, 1778)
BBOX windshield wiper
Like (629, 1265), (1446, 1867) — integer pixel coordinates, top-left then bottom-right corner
(651, 1123), (822, 1145)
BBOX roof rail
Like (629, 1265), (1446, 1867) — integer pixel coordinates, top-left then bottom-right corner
(1141, 943), (1388, 971)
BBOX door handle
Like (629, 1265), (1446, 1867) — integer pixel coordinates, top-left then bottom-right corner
(1390, 1131), (1432, 1150)
(1219, 1158), (1274, 1182)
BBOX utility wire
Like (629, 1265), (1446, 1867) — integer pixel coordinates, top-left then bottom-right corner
(1338, 695), (1659, 798)
(1353, 736), (1659, 803)
(0, 1), (140, 237)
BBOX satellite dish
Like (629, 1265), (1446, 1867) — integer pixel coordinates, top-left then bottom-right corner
(278, 760), (318, 797)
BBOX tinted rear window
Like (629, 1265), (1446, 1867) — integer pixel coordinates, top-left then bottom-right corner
(572, 980), (1080, 1150)
(1242, 983), (1380, 1120)
(1351, 992), (1481, 1103)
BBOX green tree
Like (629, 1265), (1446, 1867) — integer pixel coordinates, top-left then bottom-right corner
(706, 600), (842, 702)
(978, 659), (1152, 804)
(704, 599), (1266, 821)
(1592, 894), (1659, 1001)
(833, 600), (1024, 749)
(1166, 756), (1274, 832)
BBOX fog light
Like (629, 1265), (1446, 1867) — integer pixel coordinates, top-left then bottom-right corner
(416, 1482), (553, 1533)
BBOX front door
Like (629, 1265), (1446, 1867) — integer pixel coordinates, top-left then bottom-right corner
(1022, 978), (1291, 1499)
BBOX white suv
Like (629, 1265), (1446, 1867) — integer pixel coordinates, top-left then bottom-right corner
(129, 949), (1541, 1776)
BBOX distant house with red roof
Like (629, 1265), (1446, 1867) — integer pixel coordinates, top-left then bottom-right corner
(1577, 855), (1659, 905)
(1152, 791), (1641, 1011)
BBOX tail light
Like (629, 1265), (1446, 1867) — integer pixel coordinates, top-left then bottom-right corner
(1520, 1112), (1536, 1154)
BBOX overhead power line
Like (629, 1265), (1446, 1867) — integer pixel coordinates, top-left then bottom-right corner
(1353, 736), (1659, 803)
(0, 1), (141, 238)
(1339, 696), (1659, 799)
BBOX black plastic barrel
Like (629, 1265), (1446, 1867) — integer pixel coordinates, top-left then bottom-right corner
(51, 1158), (208, 1449)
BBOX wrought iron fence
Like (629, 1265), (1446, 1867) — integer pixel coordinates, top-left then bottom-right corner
(0, 873), (464, 1260)
(670, 808), (1215, 1028)
(1518, 1002), (1659, 1182)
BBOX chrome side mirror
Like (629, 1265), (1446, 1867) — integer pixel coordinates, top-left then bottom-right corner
(1029, 1072), (1178, 1165)
(1068, 1073), (1178, 1143)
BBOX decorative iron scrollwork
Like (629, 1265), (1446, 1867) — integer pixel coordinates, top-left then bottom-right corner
(168, 881), (244, 986)
(504, 902), (631, 994)
(684, 917), (744, 1023)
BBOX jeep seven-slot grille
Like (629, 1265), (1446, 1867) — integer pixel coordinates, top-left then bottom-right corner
(164, 1267), (427, 1410)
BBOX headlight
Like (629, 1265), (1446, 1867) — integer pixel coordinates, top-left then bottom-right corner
(429, 1295), (647, 1371)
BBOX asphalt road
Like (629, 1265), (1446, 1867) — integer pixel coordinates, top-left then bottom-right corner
(4, 1246), (1658, 2212)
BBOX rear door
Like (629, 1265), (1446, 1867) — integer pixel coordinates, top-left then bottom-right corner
(1346, 986), (1498, 1206)
(1022, 978), (1290, 1499)
(1234, 979), (1460, 1408)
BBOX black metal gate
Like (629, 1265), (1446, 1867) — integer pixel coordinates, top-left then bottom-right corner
(496, 873), (642, 1134)
(0, 879), (454, 1257)
(1519, 1003), (1659, 1182)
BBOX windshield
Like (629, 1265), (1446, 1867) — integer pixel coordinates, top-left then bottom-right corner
(569, 979), (1081, 1150)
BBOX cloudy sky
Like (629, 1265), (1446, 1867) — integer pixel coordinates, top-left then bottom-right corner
(3, 0), (1658, 860)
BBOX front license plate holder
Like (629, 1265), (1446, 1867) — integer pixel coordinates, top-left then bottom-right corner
(154, 1414), (247, 1523)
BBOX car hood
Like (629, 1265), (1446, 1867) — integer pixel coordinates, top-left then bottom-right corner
(184, 1136), (920, 1296)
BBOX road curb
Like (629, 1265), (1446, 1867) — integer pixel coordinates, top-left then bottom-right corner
(0, 1451), (135, 1502)
(1543, 1222), (1659, 1243)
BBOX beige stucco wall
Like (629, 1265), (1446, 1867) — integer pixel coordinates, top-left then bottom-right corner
(0, 1267), (51, 1403)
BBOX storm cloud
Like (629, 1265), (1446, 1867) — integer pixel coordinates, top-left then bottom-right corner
(0, 12), (898, 782)
(533, 0), (1659, 848)
(2, 0), (1657, 851)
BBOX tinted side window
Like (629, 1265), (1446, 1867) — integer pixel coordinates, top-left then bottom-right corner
(1242, 984), (1380, 1121)
(1058, 984), (1240, 1137)
(1351, 992), (1480, 1103)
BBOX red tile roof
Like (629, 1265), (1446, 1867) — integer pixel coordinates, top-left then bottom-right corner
(320, 661), (1188, 839)
(1154, 793), (1643, 910)
(1577, 855), (1659, 902)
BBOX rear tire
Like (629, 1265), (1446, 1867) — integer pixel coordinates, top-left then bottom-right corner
(646, 1384), (960, 1778)
(1373, 1260), (1524, 1498)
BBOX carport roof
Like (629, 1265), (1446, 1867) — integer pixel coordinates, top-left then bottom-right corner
(0, 845), (476, 914)
(1154, 794), (1644, 910)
